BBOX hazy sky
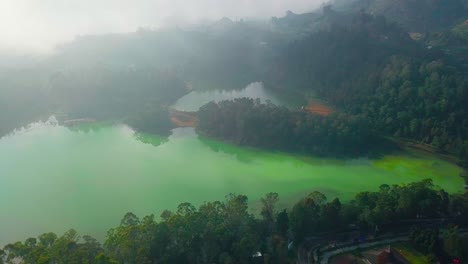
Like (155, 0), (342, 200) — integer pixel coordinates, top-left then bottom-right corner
(0, 0), (325, 54)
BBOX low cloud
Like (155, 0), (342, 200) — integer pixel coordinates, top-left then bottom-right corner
(0, 0), (325, 54)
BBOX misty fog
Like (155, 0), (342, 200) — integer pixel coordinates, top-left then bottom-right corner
(0, 0), (324, 54)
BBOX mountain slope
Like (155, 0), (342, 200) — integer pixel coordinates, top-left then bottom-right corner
(333, 0), (468, 32)
(265, 10), (468, 164)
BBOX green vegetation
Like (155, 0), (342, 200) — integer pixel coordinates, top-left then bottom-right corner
(442, 226), (468, 261)
(1, 230), (106, 264)
(453, 22), (468, 42)
(406, 225), (468, 262)
(333, 0), (468, 32)
(125, 107), (174, 136)
(1, 180), (466, 263)
(197, 98), (386, 157)
(386, 243), (430, 264)
(265, 10), (468, 165)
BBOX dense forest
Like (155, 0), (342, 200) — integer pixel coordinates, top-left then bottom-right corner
(332, 0), (468, 32)
(1, 180), (467, 264)
(197, 98), (386, 157)
(265, 9), (468, 165)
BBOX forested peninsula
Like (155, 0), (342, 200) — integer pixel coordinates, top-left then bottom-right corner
(197, 98), (387, 157)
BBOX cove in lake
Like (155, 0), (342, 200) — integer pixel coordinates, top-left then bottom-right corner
(172, 82), (304, 111)
(0, 119), (464, 244)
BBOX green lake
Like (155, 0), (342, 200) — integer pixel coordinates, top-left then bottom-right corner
(0, 118), (464, 244)
(0, 83), (465, 244)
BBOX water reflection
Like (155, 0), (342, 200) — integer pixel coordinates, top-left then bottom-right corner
(198, 136), (256, 163)
(170, 127), (198, 138)
(134, 133), (168, 148)
(172, 82), (303, 111)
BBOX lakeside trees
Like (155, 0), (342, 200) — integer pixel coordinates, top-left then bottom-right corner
(0, 67), (188, 137)
(2, 180), (466, 263)
(197, 98), (385, 158)
(1, 230), (105, 264)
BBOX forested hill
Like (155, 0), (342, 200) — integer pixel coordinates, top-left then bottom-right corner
(332, 0), (468, 32)
(46, 21), (280, 90)
(264, 9), (468, 165)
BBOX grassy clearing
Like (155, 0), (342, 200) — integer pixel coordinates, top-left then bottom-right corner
(392, 243), (430, 264)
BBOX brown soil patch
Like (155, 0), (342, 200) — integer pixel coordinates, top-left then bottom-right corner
(170, 110), (198, 127)
(303, 101), (333, 116)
